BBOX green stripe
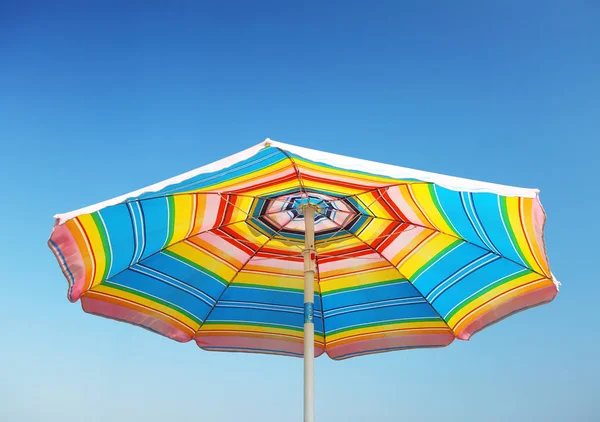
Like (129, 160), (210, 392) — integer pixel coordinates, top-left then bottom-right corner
(429, 184), (460, 236)
(292, 154), (419, 184)
(103, 281), (203, 325)
(91, 212), (112, 281)
(409, 239), (462, 282)
(163, 249), (229, 286)
(444, 268), (530, 321)
(165, 195), (177, 247)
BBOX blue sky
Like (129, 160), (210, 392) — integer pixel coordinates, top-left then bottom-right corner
(1, 1), (598, 421)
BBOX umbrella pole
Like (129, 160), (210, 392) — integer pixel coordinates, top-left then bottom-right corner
(302, 204), (316, 422)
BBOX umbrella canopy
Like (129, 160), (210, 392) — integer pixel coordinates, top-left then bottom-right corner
(49, 138), (558, 357)
(49, 139), (558, 419)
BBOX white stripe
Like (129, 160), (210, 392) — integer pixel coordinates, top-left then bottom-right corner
(427, 253), (498, 302)
(207, 320), (301, 330)
(321, 280), (409, 298)
(217, 300), (305, 314)
(462, 193), (500, 254)
(215, 303), (304, 315)
(133, 264), (216, 305)
(433, 185), (462, 236)
(127, 202), (140, 264)
(136, 201), (146, 261)
(227, 284), (305, 295)
(162, 196), (171, 249)
(324, 297), (426, 318)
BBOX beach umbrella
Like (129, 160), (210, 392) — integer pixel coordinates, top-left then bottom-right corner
(48, 139), (559, 421)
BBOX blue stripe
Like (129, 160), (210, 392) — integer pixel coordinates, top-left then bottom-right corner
(324, 302), (440, 332)
(137, 148), (289, 198)
(139, 198), (170, 260)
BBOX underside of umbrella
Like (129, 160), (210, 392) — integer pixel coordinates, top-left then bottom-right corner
(49, 139), (558, 421)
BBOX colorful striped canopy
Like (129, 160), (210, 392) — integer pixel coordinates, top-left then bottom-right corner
(48, 139), (558, 360)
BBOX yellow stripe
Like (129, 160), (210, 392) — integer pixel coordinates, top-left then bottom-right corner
(399, 185), (432, 228)
(503, 197), (544, 275)
(92, 284), (201, 330)
(319, 260), (390, 280)
(320, 267), (401, 294)
(411, 184), (458, 236)
(229, 195), (254, 221)
(356, 218), (396, 244)
(169, 194), (194, 246)
(398, 232), (454, 279)
(294, 158), (400, 185)
(446, 271), (543, 329)
(193, 160), (295, 193)
(357, 191), (393, 219)
(233, 271), (307, 290)
(198, 323), (304, 337)
(241, 179), (301, 197)
(317, 236), (363, 252)
(168, 242), (238, 282)
(78, 213), (107, 288)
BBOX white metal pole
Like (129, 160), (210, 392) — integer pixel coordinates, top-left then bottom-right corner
(302, 204), (316, 422)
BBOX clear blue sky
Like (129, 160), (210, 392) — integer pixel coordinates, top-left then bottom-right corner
(1, 1), (598, 421)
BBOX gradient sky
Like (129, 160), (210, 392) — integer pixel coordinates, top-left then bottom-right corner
(1, 1), (598, 421)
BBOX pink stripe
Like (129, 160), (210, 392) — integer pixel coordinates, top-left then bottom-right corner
(531, 197), (550, 272)
(456, 282), (558, 340)
(195, 334), (325, 357)
(326, 332), (454, 360)
(199, 194), (221, 232)
(49, 222), (87, 302)
(196, 231), (251, 263)
(380, 225), (426, 264)
(81, 296), (193, 342)
(387, 186), (427, 226)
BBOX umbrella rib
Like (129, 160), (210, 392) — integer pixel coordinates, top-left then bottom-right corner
(317, 213), (454, 334)
(317, 225), (419, 249)
(330, 196), (551, 280)
(329, 182), (431, 205)
(93, 211), (298, 292)
(275, 147), (308, 197)
(194, 216), (299, 334)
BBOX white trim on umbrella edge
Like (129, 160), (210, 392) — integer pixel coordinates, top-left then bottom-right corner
(54, 138), (540, 225)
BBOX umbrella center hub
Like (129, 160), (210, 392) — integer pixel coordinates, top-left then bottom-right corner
(250, 191), (362, 242)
